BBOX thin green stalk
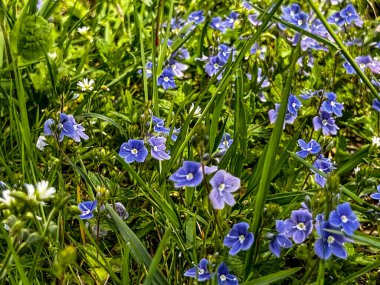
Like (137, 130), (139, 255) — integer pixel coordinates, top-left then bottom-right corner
(244, 44), (300, 279)
(306, 0), (380, 100)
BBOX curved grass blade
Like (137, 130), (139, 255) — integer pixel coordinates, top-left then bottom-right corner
(244, 43), (300, 278)
(333, 259), (380, 285)
(241, 267), (301, 285)
(106, 204), (169, 285)
(143, 230), (171, 285)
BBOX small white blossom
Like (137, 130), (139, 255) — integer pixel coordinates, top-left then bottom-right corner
(0, 190), (14, 206)
(36, 135), (48, 151)
(189, 103), (202, 118)
(78, 26), (90, 35)
(77, 78), (95, 92)
(25, 181), (55, 202)
(372, 136), (380, 147)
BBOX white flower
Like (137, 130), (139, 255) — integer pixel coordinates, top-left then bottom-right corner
(372, 136), (380, 147)
(36, 135), (48, 151)
(0, 190), (14, 206)
(78, 26), (90, 35)
(36, 181), (56, 200)
(189, 103), (202, 118)
(25, 181), (55, 202)
(77, 78), (95, 92)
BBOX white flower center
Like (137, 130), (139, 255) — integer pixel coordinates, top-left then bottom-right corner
(327, 235), (335, 244)
(290, 11), (295, 17)
(331, 101), (336, 107)
(153, 146), (158, 151)
(239, 235), (245, 243)
(218, 183), (225, 191)
(341, 215), (348, 223)
(298, 20), (303, 26)
(322, 119), (328, 126)
(335, 17), (339, 22)
(214, 63), (220, 69)
(164, 76), (170, 82)
(306, 147), (312, 151)
(359, 63), (366, 69)
(131, 148), (138, 155)
(220, 275), (227, 281)
(292, 102), (296, 108)
(296, 222), (306, 230)
(198, 268), (204, 275)
(216, 23), (220, 28)
(195, 16), (199, 20)
(186, 173), (193, 180)
(171, 64), (176, 70)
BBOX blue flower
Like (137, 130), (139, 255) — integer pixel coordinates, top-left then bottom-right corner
(68, 115), (89, 142)
(218, 133), (233, 151)
(217, 44), (233, 62)
(370, 185), (380, 201)
(321, 92), (344, 117)
(312, 156), (334, 187)
(209, 170), (240, 209)
(151, 115), (170, 134)
(119, 139), (148, 163)
(312, 111), (339, 136)
(188, 11), (205, 25)
(296, 139), (321, 158)
(223, 222), (254, 255)
(57, 113), (76, 141)
(268, 103), (297, 128)
(170, 127), (181, 141)
(248, 13), (262, 26)
(184, 258), (212, 282)
(205, 56), (226, 80)
(210, 17), (229, 33)
(217, 262), (238, 285)
(281, 4), (301, 23)
(329, 202), (360, 236)
(269, 220), (293, 257)
(314, 220), (349, 260)
(224, 11), (239, 29)
(242, 1), (253, 10)
(284, 209), (313, 244)
(340, 4), (362, 27)
(168, 59), (188, 78)
(327, 12), (345, 26)
(292, 12), (309, 29)
(79, 200), (97, 220)
(148, 137), (170, 161)
(311, 19), (328, 37)
(44, 118), (55, 136)
(287, 95), (302, 115)
(169, 161), (204, 188)
(157, 69), (176, 90)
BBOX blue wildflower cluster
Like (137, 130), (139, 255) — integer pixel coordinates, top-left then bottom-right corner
(268, 202), (360, 260)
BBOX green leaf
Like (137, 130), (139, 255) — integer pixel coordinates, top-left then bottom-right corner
(241, 267), (301, 285)
(106, 204), (169, 285)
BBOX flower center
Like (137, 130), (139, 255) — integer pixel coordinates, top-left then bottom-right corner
(214, 63), (220, 69)
(131, 148), (138, 155)
(298, 20), (303, 26)
(186, 173), (193, 180)
(341, 215), (348, 223)
(290, 11), (295, 17)
(171, 64), (176, 70)
(218, 183), (225, 191)
(216, 23), (220, 28)
(153, 146), (158, 151)
(164, 76), (170, 82)
(327, 235), (335, 244)
(306, 147), (312, 151)
(239, 235), (245, 243)
(194, 16), (199, 20)
(335, 17), (339, 22)
(296, 222), (306, 230)
(322, 119), (328, 126)
(198, 268), (204, 275)
(292, 102), (296, 108)
(220, 274), (227, 281)
(330, 101), (336, 107)
(359, 63), (366, 69)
